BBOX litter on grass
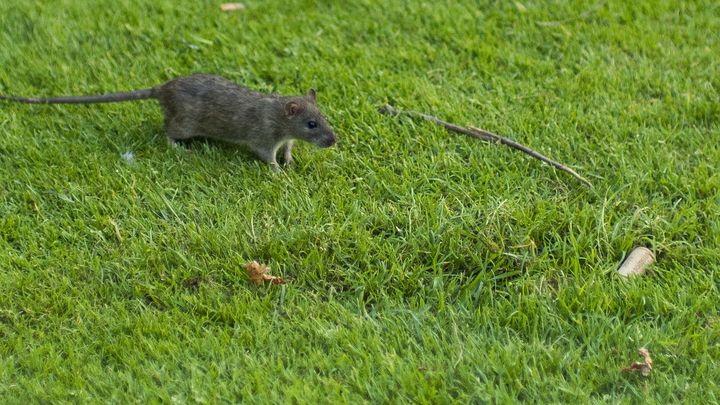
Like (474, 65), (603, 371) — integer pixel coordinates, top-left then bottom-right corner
(617, 247), (655, 277)
(121, 151), (135, 164)
(245, 261), (285, 285)
(221, 3), (245, 11)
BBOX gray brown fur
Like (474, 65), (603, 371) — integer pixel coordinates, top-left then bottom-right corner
(0, 74), (337, 169)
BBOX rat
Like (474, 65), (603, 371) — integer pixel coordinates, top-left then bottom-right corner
(0, 74), (337, 169)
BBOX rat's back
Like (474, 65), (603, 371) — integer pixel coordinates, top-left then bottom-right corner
(157, 74), (277, 143)
(157, 74), (260, 118)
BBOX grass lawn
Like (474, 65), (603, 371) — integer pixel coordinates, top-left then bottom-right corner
(1, 0), (718, 402)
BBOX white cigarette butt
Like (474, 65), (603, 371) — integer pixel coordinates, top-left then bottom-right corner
(221, 3), (245, 11)
(617, 247), (655, 277)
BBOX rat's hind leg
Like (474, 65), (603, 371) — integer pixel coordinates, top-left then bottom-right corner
(164, 118), (196, 145)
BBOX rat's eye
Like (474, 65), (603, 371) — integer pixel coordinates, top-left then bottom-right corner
(307, 120), (318, 129)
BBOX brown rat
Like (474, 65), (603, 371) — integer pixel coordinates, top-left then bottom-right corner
(0, 74), (337, 169)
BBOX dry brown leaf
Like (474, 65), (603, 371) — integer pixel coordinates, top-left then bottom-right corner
(220, 3), (245, 11)
(245, 261), (285, 285)
(622, 347), (653, 376)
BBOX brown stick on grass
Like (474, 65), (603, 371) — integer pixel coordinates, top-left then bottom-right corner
(379, 104), (592, 187)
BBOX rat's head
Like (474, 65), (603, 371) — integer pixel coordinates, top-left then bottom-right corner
(284, 89), (337, 148)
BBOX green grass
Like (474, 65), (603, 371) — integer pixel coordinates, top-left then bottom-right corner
(0, 0), (718, 402)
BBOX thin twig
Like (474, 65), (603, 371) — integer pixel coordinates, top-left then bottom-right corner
(379, 104), (592, 187)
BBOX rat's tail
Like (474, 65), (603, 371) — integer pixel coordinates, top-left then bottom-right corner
(0, 88), (157, 104)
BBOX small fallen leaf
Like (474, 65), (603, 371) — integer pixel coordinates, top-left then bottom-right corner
(622, 347), (653, 377)
(245, 261), (285, 285)
(221, 3), (245, 11)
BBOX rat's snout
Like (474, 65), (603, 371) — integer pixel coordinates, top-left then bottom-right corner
(324, 133), (337, 147)
(312, 131), (337, 148)
(308, 131), (336, 148)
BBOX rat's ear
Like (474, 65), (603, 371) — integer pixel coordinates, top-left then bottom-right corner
(307, 89), (317, 104)
(285, 101), (302, 117)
